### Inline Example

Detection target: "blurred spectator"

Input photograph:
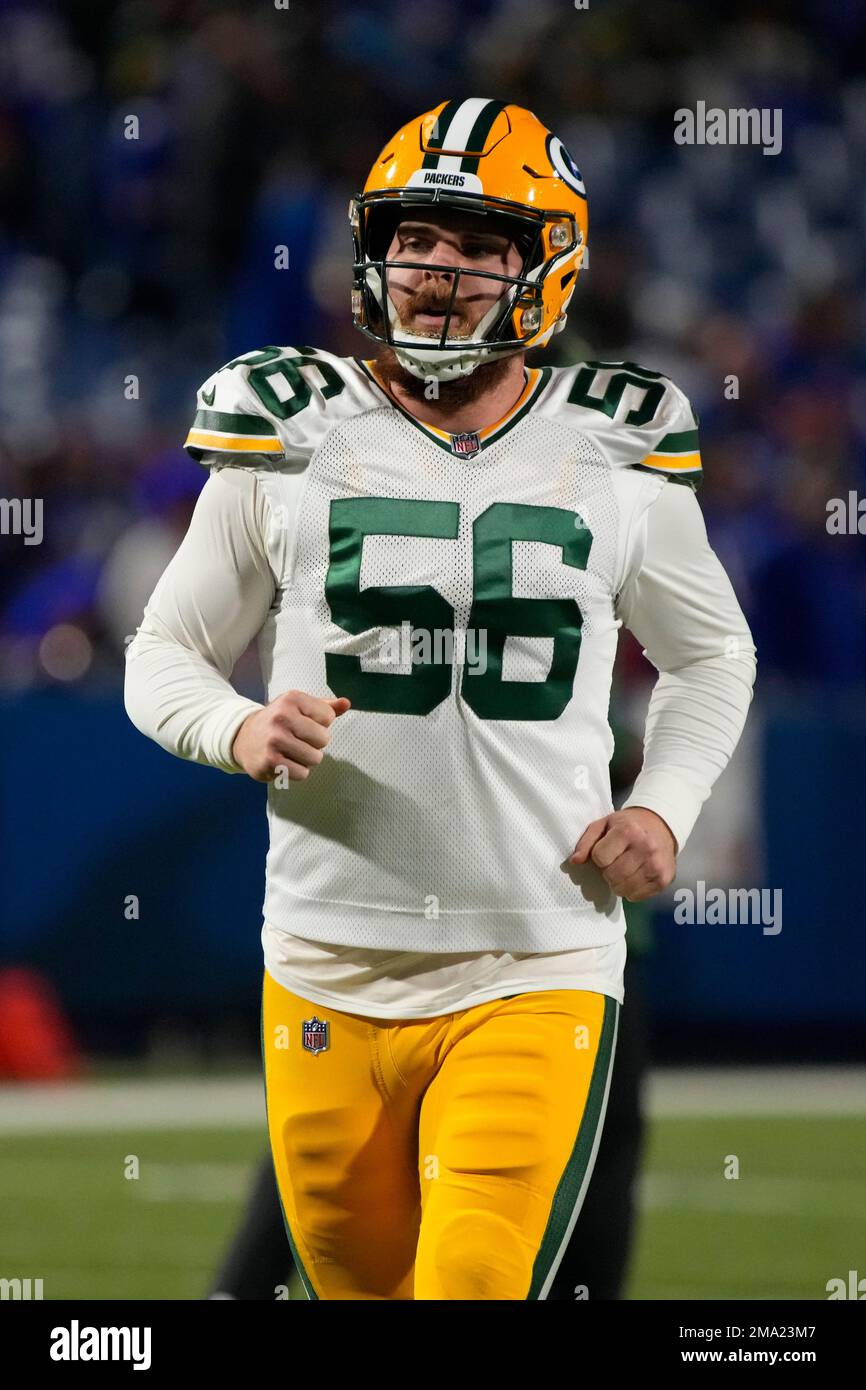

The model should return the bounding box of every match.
[0,0,863,696]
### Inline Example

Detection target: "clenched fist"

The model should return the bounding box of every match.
[569,807,677,902]
[232,690,351,784]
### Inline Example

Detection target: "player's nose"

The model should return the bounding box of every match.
[423,240,458,275]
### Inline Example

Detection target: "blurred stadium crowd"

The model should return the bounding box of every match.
[1,0,865,696]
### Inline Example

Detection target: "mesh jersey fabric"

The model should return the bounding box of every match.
[249,402,658,951]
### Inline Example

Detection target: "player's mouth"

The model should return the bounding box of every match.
[410,307,468,336]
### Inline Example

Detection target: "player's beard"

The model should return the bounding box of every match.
[375,345,516,407]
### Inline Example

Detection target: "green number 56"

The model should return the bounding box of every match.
[325,497,592,721]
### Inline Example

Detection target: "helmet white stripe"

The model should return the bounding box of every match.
[431,97,497,173]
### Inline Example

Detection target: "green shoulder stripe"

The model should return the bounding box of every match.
[654,427,699,455]
[191,409,278,436]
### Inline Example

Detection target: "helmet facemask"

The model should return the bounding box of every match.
[350,195,564,382]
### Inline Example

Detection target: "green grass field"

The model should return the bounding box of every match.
[630,1115,864,1300]
[1,1079,863,1300]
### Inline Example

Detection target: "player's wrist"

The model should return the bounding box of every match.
[621,804,679,855]
[228,705,266,773]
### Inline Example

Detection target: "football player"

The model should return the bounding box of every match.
[125,98,756,1300]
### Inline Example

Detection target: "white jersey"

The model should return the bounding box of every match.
[173,347,722,956]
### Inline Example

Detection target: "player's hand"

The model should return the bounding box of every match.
[569,807,677,902]
[232,691,351,784]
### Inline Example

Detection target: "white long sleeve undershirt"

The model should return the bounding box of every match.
[615,479,757,850]
[124,468,273,774]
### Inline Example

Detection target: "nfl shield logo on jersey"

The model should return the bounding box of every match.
[450,430,480,457]
[302,1015,330,1056]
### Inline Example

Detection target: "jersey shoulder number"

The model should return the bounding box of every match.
[183,345,371,465]
[550,358,702,489]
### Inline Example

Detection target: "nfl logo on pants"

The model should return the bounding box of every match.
[302,1016,329,1056]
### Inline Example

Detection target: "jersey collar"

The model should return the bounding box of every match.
[356,359,552,457]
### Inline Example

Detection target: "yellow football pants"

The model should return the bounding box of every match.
[261,968,619,1300]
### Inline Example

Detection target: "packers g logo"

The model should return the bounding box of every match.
[546,135,586,197]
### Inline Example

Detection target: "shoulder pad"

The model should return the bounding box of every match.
[545,359,702,490]
[184,346,377,465]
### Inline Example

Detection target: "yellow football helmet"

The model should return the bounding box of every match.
[350,98,589,380]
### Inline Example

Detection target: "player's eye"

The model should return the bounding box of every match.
[463,242,501,259]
